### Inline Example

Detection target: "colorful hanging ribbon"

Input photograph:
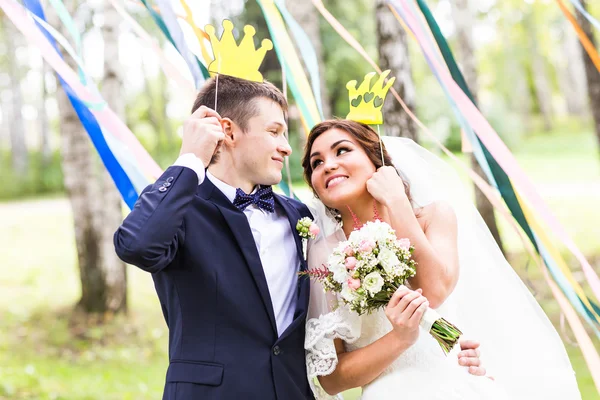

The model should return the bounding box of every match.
[257,0,322,132]
[568,0,600,33]
[14,0,141,208]
[139,0,208,85]
[557,0,600,74]
[178,0,213,66]
[390,0,600,308]
[3,0,163,207]
[405,0,600,327]
[109,0,196,100]
[273,0,325,120]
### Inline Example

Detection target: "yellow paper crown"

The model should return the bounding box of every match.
[346,70,395,125]
[205,20,273,82]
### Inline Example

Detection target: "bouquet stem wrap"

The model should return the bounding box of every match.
[420,308,462,354]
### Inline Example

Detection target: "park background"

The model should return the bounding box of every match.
[1,0,600,398]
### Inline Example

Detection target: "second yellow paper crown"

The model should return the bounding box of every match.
[346,70,395,125]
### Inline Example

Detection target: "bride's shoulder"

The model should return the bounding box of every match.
[415,201,457,229]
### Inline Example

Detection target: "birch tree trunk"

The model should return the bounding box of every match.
[375,0,418,141]
[286,0,331,118]
[451,0,505,254]
[576,0,600,159]
[525,16,553,131]
[2,17,28,176]
[95,1,127,313]
[54,1,126,315]
[556,23,587,116]
[39,62,51,166]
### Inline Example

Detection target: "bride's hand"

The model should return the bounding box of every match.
[385,286,428,347]
[366,166,409,207]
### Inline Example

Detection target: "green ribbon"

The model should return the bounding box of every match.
[415,0,600,321]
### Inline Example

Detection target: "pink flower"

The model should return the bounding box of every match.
[344,246,355,256]
[397,238,411,251]
[347,278,361,290]
[309,224,320,238]
[345,256,357,270]
[359,240,376,253]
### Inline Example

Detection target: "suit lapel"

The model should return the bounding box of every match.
[199,179,278,336]
[273,195,311,342]
[274,195,307,272]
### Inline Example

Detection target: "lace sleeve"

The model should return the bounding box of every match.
[305,234,362,399]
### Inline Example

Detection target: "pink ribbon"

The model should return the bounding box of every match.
[109,0,196,100]
[393,0,600,301]
[1,0,163,179]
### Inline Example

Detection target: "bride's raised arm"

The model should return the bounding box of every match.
[366,166,460,309]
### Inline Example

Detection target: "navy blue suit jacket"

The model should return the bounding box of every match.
[114,166,314,399]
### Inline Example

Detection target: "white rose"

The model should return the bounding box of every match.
[348,227,369,245]
[363,272,384,295]
[378,246,401,274]
[373,222,392,243]
[329,262,347,284]
[340,285,356,302]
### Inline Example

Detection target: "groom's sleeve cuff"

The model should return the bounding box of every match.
[173,153,205,185]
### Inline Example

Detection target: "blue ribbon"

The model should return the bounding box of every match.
[23,0,139,209]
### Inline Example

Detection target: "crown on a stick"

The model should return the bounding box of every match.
[346,70,395,125]
[205,20,273,82]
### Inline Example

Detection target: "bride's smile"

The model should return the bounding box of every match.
[308,128,376,210]
[325,175,348,189]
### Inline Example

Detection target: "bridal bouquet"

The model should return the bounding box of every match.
[307,219,462,354]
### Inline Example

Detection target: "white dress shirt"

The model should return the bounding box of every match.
[174,154,300,337]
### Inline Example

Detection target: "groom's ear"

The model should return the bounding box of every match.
[221,118,236,145]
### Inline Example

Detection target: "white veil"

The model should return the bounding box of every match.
[305,136,581,399]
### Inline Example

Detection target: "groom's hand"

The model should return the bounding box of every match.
[457,339,488,377]
[180,106,224,167]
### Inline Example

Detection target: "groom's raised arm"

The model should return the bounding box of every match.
[114,165,200,273]
[114,106,224,273]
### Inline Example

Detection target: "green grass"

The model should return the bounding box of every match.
[1,129,599,399]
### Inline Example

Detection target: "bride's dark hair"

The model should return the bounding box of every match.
[302,119,412,204]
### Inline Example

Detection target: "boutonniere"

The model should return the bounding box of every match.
[296,217,320,260]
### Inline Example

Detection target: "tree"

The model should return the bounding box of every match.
[375,0,417,141]
[53,1,126,316]
[451,0,505,254]
[1,13,29,176]
[576,0,600,159]
[96,0,128,313]
[39,62,51,166]
[556,21,587,116]
[286,0,331,118]
[524,12,554,131]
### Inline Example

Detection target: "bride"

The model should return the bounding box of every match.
[301,119,581,399]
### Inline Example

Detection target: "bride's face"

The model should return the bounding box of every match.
[308,128,376,210]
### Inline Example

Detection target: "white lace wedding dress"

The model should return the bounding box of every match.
[304,137,581,400]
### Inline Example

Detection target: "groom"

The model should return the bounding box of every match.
[114,75,486,399]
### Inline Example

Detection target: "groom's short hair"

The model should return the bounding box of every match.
[191,76,288,132]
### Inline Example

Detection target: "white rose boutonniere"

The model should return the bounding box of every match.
[296,217,320,260]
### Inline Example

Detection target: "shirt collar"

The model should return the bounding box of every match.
[206,171,237,203]
[207,171,264,205]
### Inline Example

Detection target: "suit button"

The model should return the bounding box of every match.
[166,177,174,183]
[159,186,167,192]
[163,182,171,187]
[273,346,281,356]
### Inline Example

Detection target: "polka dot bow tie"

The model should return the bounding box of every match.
[233,185,275,213]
